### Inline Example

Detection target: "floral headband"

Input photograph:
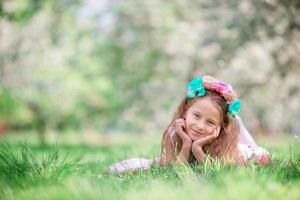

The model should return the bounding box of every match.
[186,75,241,117]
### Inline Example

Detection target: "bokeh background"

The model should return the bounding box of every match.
[1,0,299,144]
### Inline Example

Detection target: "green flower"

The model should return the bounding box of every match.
[228,99,241,117]
[186,77,206,99]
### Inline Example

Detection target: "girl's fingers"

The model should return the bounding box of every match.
[194,134,214,145]
[174,120,190,141]
[175,118,185,122]
[171,121,175,127]
[214,128,218,138]
[213,127,220,138]
[174,119,186,129]
[175,118,185,124]
[175,122,185,136]
[171,119,184,130]
[208,134,215,142]
[193,127,221,147]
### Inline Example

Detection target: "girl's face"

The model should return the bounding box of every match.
[184,97,222,141]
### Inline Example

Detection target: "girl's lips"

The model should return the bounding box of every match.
[191,128,204,135]
[188,129,205,140]
[188,130,206,141]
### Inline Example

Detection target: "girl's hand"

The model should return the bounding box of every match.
[192,126,220,150]
[173,118,192,145]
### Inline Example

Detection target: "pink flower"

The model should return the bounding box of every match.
[213,81,232,93]
[203,75,236,102]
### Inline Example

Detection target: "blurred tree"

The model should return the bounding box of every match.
[0,0,299,138]
[0,0,43,22]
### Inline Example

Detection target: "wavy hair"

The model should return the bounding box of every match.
[160,90,243,165]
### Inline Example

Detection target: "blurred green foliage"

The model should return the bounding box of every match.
[0,0,299,139]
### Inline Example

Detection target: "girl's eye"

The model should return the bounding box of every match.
[194,113,200,118]
[207,121,215,126]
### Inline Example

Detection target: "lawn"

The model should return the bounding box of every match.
[0,132,299,200]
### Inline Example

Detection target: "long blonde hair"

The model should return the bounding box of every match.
[160,90,243,165]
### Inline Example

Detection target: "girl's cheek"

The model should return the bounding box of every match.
[207,127,214,135]
[186,118,193,127]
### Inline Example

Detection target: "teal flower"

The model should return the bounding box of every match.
[187,89,196,98]
[228,98,241,117]
[186,77,205,98]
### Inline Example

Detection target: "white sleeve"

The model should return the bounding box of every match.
[236,116,257,147]
[107,158,153,175]
[238,143,270,164]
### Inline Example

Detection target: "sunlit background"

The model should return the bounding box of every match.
[0,0,299,144]
[1,1,300,200]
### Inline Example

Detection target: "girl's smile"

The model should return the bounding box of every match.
[189,128,206,140]
[185,97,221,141]
[190,128,204,136]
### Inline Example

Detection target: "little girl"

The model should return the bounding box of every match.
[107,75,270,175]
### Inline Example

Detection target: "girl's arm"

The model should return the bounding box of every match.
[162,119,192,166]
[191,146,206,163]
[191,127,220,163]
[162,129,192,165]
[175,142,192,165]
[173,119,192,164]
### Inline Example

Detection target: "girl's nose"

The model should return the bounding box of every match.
[195,123,205,132]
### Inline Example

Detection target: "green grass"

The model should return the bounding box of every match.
[0,133,299,200]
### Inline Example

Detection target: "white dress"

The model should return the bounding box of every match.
[107,117,269,175]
